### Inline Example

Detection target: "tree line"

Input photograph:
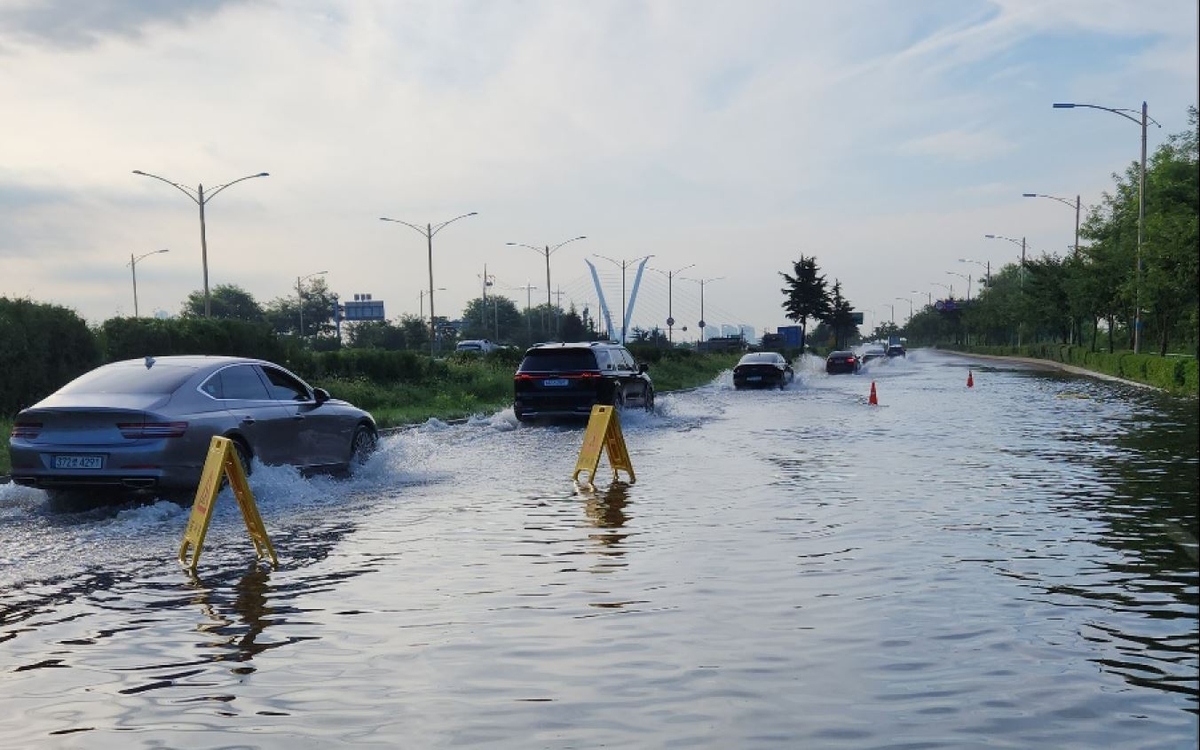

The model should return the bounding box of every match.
[904,106,1198,357]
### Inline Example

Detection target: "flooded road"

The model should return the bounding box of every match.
[2,350,1197,749]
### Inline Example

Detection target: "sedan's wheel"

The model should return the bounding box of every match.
[643,386,655,412]
[350,424,378,466]
[232,440,253,476]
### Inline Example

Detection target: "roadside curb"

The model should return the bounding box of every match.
[947,351,1160,391]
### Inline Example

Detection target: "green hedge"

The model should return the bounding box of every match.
[0,298,102,414]
[956,343,1198,395]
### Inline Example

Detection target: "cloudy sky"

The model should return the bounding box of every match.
[2,0,1196,340]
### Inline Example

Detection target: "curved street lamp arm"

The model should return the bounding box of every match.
[380,216,429,237]
[547,235,587,256]
[506,242,545,256]
[205,172,270,203]
[651,263,696,277]
[593,253,623,269]
[130,248,170,266]
[1022,193,1077,210]
[984,233,1022,247]
[1053,102,1162,129]
[132,170,199,204]
[429,211,478,238]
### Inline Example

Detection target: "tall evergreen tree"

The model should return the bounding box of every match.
[779,255,831,351]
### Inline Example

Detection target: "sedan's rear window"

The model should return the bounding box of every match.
[518,349,599,372]
[58,363,197,395]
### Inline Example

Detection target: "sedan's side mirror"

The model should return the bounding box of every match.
[313,387,331,404]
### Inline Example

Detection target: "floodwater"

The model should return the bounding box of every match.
[1,350,1197,749]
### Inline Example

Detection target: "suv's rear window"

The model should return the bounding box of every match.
[518,349,599,372]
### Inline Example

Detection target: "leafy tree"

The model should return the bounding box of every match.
[460,295,523,343]
[180,283,266,322]
[263,276,337,338]
[347,320,408,350]
[780,255,831,352]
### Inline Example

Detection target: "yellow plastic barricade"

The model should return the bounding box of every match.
[179,436,278,573]
[572,405,635,487]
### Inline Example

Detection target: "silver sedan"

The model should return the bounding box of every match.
[8,355,377,500]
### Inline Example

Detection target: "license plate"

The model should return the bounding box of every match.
[747,375,762,381]
[55,455,104,470]
[542,378,569,387]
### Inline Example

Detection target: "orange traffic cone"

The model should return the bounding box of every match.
[869,381,878,405]
[967,370,974,388]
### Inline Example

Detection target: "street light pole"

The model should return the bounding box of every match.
[132,169,268,318]
[506,236,586,339]
[652,264,695,344]
[419,287,447,320]
[1053,101,1160,353]
[958,259,990,289]
[895,296,913,321]
[685,276,723,343]
[1022,192,1082,255]
[912,289,932,307]
[883,302,895,324]
[297,270,328,339]
[381,212,477,357]
[128,248,169,318]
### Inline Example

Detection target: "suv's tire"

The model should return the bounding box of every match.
[643,386,655,412]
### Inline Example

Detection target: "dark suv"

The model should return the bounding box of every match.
[513,342,654,423]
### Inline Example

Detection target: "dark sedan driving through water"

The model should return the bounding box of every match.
[733,352,795,389]
[7,355,377,501]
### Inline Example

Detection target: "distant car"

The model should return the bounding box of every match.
[513,342,653,423]
[825,350,860,375]
[860,346,887,365]
[456,339,499,353]
[7,355,378,501]
[886,345,906,358]
[733,352,794,389]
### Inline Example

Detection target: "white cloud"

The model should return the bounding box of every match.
[0,0,1196,334]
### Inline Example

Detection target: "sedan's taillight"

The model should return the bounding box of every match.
[11,422,42,439]
[117,421,189,439]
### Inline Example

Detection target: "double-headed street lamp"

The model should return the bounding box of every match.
[1053,101,1161,353]
[984,234,1026,286]
[297,270,328,339]
[132,169,269,318]
[506,235,586,338]
[380,212,477,357]
[595,254,655,344]
[1022,192,1081,255]
[128,248,169,318]
[652,263,695,343]
[685,275,723,343]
